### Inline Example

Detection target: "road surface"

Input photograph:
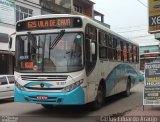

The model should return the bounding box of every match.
[0,82,143,122]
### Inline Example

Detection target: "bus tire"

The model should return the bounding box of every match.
[41,104,54,109]
[124,78,131,97]
[89,82,105,110]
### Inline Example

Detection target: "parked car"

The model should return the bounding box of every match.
[0,75,15,100]
[139,70,144,82]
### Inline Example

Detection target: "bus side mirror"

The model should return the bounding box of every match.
[90,42,95,55]
[86,38,95,62]
[88,39,95,62]
[9,37,12,49]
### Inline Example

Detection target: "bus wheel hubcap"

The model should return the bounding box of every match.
[97,87,103,104]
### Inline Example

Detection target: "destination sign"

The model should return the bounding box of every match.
[16,17,82,31]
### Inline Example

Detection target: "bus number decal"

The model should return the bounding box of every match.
[24,62,33,69]
[56,82,66,86]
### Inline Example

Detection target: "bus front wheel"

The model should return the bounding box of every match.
[89,83,105,110]
[124,79,131,97]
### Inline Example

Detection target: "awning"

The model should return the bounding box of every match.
[0,33,9,43]
[0,50,10,54]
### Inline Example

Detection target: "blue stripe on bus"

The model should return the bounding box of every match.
[105,64,138,96]
[14,86,85,105]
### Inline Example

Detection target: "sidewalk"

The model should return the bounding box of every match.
[107,106,160,122]
[124,105,160,116]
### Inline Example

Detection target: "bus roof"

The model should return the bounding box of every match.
[17,14,139,46]
[140,42,159,47]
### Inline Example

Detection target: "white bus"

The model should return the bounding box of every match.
[12,14,139,110]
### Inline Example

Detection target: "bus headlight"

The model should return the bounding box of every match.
[15,81,25,91]
[62,79,83,92]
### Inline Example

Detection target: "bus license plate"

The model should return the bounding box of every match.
[37,96,48,101]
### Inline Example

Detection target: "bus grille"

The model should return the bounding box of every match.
[20,75,68,81]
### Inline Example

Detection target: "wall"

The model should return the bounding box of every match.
[0,0,41,74]
[55,0,71,9]
[26,0,40,5]
[72,0,94,18]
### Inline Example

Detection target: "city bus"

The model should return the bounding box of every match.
[11,14,139,110]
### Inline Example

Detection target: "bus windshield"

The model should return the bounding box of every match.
[15,32,83,73]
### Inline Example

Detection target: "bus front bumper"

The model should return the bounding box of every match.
[14,86,85,105]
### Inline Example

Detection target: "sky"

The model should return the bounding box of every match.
[92,0,159,46]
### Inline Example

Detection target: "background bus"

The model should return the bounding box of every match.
[139,42,160,81]
[139,52,160,81]
[12,14,139,110]
[140,52,160,71]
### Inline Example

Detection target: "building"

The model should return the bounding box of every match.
[40,0,105,23]
[139,42,160,70]
[0,0,108,74]
[0,0,41,74]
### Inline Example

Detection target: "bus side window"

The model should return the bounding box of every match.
[99,31,107,59]
[117,40,121,61]
[126,43,129,62]
[113,37,117,60]
[124,43,128,62]
[128,44,132,62]
[105,33,109,59]
[136,47,139,63]
[131,45,134,62]
[108,35,113,60]
[120,41,124,61]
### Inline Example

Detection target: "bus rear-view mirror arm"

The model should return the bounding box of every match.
[9,37,12,49]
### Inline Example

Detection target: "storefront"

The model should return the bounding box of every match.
[0,33,14,74]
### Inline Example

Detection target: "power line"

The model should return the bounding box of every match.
[130,35,153,39]
[117,28,147,33]
[112,25,147,30]
[137,0,147,8]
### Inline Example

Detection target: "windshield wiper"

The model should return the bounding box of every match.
[28,32,39,49]
[50,30,65,49]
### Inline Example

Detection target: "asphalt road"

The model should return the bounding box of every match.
[0,82,144,122]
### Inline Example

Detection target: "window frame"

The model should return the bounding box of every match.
[0,76,8,85]
[7,76,15,84]
[16,5,33,22]
[98,29,139,63]
[85,24,97,76]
